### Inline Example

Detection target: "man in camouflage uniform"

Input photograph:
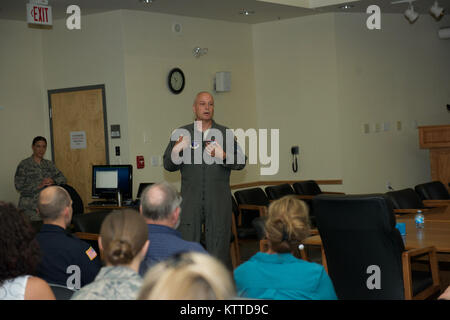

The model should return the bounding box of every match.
[163,92,246,268]
[14,136,66,222]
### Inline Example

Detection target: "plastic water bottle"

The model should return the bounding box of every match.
[415,210,424,229]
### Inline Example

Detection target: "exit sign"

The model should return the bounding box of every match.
[26,3,52,26]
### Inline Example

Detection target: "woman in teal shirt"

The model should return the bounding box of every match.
[234,196,337,300]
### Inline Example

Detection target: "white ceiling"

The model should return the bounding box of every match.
[0,0,447,24]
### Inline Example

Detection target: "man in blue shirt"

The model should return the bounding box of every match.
[35,186,101,288]
[139,181,207,276]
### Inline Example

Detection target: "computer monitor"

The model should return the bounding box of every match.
[92,165,133,200]
[136,182,154,199]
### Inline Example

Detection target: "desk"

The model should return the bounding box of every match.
[85,205,138,212]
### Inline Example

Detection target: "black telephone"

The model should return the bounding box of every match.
[291,146,299,173]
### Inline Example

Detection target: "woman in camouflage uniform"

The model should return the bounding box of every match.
[14,136,66,222]
[71,209,149,300]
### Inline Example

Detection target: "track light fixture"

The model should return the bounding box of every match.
[430,1,444,19]
[404,2,419,23]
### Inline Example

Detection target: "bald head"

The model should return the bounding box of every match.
[38,186,72,221]
[193,92,214,122]
[140,182,182,221]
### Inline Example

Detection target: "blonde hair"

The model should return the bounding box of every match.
[100,209,148,266]
[265,195,310,258]
[137,252,235,300]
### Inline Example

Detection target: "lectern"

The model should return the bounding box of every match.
[418,125,450,192]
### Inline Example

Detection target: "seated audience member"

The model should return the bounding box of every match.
[0,202,55,300]
[439,286,450,300]
[71,209,149,300]
[35,186,101,288]
[139,181,207,275]
[14,136,66,229]
[233,196,337,300]
[137,252,235,300]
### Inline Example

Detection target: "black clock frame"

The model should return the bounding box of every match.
[168,68,185,94]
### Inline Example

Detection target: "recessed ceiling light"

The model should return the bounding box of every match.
[239,9,255,16]
[339,4,354,10]
[140,0,154,5]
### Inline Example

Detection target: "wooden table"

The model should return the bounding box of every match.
[395,205,450,223]
[304,211,450,254]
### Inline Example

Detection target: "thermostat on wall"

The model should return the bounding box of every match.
[111,124,121,139]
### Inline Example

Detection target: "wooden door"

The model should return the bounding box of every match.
[48,85,109,208]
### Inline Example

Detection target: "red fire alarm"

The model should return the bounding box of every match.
[136,156,145,169]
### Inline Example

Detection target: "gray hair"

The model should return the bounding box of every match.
[141,182,182,220]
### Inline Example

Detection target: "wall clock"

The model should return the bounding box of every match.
[168,68,185,94]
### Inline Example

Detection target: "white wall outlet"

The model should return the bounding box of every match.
[374,123,381,133]
[383,121,390,132]
[143,131,149,143]
[151,155,159,166]
[362,123,370,134]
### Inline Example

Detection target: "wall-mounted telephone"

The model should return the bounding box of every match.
[291,146,299,173]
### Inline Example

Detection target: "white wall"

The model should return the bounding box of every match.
[252,14,343,190]
[252,12,450,193]
[0,19,46,203]
[334,13,450,193]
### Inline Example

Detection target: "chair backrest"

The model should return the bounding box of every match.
[49,283,76,300]
[264,184,295,200]
[385,188,424,209]
[231,195,239,218]
[292,180,322,195]
[234,187,270,207]
[313,194,405,300]
[415,181,450,200]
[234,188,269,228]
[59,184,84,215]
[72,210,111,233]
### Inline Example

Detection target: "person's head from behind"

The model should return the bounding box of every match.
[140,181,182,229]
[99,209,149,268]
[31,136,47,159]
[265,195,310,259]
[137,252,235,300]
[0,202,41,285]
[37,186,72,228]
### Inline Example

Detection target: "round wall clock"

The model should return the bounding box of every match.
[168,68,185,94]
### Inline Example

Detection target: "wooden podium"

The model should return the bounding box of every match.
[418,124,450,192]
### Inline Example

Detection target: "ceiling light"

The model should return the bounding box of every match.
[430,1,444,18]
[339,4,354,10]
[239,9,255,16]
[404,2,419,23]
[140,0,154,5]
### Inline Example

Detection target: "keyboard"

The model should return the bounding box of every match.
[88,200,118,206]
